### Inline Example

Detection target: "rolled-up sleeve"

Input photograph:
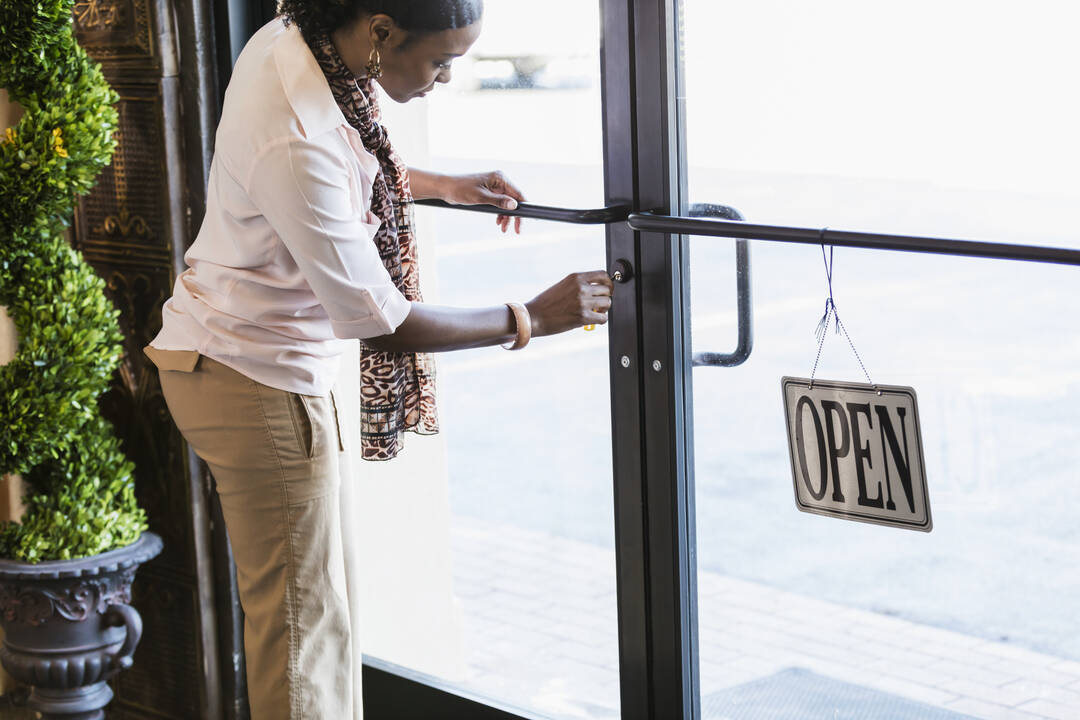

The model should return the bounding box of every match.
[245,137,412,339]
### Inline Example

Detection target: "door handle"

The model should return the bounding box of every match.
[687,203,753,368]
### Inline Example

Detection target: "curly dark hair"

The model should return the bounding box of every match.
[278,0,484,43]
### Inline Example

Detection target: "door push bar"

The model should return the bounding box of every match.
[416,198,1080,368]
[626,213,1080,268]
[415,198,631,225]
[417,198,1080,266]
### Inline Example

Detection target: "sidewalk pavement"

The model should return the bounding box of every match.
[450,515,1080,720]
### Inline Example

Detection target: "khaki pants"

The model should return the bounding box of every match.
[145,347,357,719]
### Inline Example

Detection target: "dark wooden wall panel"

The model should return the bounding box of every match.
[115,572,203,715]
[71,0,225,717]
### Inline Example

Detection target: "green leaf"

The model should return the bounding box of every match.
[0,0,142,563]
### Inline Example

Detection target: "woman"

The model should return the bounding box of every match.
[144,0,612,716]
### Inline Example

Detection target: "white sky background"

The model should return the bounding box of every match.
[681,0,1080,197]
[449,0,1080,199]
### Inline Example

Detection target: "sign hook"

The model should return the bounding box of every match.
[808,232,880,395]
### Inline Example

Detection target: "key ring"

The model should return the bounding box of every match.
[585,268,620,332]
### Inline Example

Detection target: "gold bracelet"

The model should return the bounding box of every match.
[502,302,531,351]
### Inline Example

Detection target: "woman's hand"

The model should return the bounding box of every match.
[358,270,614,354]
[443,171,526,235]
[526,271,614,337]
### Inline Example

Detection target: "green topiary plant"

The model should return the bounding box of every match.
[0,0,148,562]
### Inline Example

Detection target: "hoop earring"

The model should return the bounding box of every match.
[366,47,382,80]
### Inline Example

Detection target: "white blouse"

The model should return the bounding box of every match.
[150,18,412,396]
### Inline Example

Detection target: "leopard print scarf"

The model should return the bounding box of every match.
[308,33,439,460]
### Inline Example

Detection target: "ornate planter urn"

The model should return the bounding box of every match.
[0,532,162,719]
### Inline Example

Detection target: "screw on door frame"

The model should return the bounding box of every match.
[620,355,631,368]
[652,360,662,372]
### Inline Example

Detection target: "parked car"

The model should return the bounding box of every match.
[454,0,600,90]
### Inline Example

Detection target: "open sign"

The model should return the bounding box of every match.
[782,378,932,532]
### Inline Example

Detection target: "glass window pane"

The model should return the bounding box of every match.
[682,0,1080,243]
[351,2,621,718]
[681,2,1080,718]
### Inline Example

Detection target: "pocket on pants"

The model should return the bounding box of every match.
[143,346,200,373]
[287,393,316,459]
[329,390,345,452]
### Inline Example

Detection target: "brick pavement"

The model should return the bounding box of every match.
[450,515,1080,720]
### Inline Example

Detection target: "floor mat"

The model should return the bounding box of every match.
[702,667,975,720]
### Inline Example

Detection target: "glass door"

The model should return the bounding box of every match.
[226,3,626,718]
[678,1,1080,719]
[223,1,1080,718]
[349,2,623,718]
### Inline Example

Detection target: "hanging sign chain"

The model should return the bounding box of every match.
[808,234,878,393]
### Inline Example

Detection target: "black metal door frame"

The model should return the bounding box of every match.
[358,0,702,716]
[602,1,700,719]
